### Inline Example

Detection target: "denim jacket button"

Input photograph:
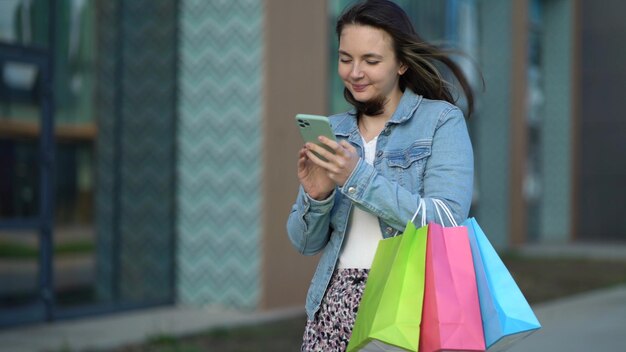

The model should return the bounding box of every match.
[347,186,356,194]
[385,226,393,235]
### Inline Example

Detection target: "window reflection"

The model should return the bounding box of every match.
[0,0,96,224]
[0,0,97,312]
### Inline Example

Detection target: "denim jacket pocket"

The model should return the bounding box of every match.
[384,140,432,187]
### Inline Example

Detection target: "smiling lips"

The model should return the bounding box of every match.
[351,83,369,92]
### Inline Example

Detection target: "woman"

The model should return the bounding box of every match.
[286,0,475,350]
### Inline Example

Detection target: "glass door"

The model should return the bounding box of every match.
[0,42,54,327]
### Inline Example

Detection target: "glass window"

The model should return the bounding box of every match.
[1,0,96,224]
[1,0,98,318]
[0,0,51,48]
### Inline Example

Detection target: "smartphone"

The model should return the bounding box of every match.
[295,114,337,161]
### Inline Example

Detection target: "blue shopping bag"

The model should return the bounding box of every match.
[463,217,541,351]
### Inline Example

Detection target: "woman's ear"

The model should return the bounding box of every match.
[398,63,408,75]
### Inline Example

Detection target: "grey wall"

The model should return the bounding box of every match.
[578,0,626,241]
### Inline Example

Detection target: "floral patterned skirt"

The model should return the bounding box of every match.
[301,268,369,352]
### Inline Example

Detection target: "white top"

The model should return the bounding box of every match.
[337,135,383,269]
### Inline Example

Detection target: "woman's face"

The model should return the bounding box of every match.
[338,24,406,105]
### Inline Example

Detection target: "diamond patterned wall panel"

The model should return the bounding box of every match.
[539,1,573,242]
[117,0,177,302]
[177,0,264,308]
[94,0,119,302]
[95,0,176,303]
[474,0,512,249]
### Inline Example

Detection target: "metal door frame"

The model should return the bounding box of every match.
[0,42,55,327]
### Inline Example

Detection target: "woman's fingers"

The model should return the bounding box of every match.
[339,140,356,153]
[318,136,346,156]
[304,145,333,168]
[304,137,360,187]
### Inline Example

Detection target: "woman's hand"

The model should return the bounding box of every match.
[297,146,336,201]
[304,136,360,187]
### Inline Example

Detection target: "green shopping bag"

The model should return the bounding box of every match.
[347,200,428,352]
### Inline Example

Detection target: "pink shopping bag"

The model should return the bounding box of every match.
[420,220,485,352]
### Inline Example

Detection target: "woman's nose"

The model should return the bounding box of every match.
[350,63,364,79]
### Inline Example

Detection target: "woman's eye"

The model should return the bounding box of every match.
[339,58,352,63]
[366,61,380,65]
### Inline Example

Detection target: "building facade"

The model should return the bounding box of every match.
[0,0,624,327]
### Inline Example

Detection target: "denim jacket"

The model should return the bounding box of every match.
[286,89,474,320]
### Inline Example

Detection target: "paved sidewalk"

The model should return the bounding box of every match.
[1,285,625,351]
[508,284,626,352]
[0,305,304,352]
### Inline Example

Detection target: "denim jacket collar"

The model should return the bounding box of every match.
[332,89,423,138]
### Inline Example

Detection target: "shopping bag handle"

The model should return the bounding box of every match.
[410,198,426,227]
[432,198,459,227]
[392,199,426,237]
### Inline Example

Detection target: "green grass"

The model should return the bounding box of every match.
[0,240,94,259]
[111,317,308,352]
[56,241,95,255]
[0,241,36,258]
[141,333,204,352]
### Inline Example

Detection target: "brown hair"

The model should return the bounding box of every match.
[336,0,476,118]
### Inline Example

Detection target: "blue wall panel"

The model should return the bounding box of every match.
[177,0,264,308]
